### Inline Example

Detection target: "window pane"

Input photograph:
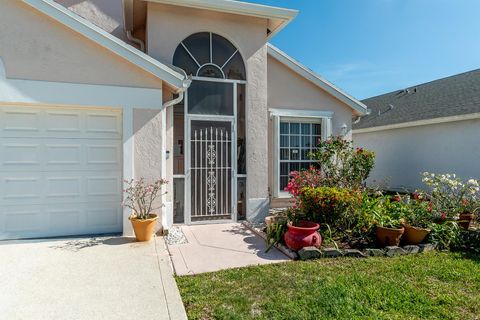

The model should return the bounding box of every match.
[237,84,246,174]
[197,64,224,78]
[212,34,237,67]
[301,123,311,134]
[290,162,300,172]
[237,177,247,220]
[223,51,246,80]
[280,162,289,175]
[290,136,299,148]
[280,176,289,191]
[290,149,300,160]
[280,148,289,160]
[301,136,311,148]
[188,81,233,115]
[280,122,289,134]
[301,149,311,160]
[312,136,321,147]
[173,178,185,223]
[183,32,210,65]
[173,45,199,76]
[313,123,322,135]
[290,123,300,134]
[280,135,289,148]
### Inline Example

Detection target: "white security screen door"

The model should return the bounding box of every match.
[186,119,234,222]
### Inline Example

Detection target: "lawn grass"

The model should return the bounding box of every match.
[176,252,480,320]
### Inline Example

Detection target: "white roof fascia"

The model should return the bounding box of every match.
[267,44,368,115]
[23,0,186,90]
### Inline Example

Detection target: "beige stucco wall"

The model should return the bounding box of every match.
[353,119,480,191]
[147,3,270,220]
[267,55,355,196]
[0,1,161,89]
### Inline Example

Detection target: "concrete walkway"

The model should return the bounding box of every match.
[167,223,290,276]
[0,236,187,320]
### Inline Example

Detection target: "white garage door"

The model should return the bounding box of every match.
[0,106,123,240]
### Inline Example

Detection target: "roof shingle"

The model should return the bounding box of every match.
[354,69,480,130]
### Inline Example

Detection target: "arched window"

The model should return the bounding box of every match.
[173,32,246,80]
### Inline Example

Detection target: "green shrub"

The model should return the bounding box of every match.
[298,186,361,227]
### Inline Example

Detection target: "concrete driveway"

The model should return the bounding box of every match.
[0,236,187,320]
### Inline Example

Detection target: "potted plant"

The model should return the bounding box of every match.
[373,197,406,247]
[284,220,322,251]
[458,199,478,230]
[122,178,168,242]
[401,194,432,245]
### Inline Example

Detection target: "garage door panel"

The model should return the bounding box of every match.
[0,171,121,206]
[0,106,123,240]
[0,138,122,172]
[0,202,122,240]
[0,106,121,139]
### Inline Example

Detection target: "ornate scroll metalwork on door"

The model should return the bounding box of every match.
[190,122,232,220]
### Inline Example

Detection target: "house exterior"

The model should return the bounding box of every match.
[354,69,480,191]
[0,0,367,240]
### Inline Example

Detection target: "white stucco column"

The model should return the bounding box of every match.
[245,45,269,222]
[122,106,134,236]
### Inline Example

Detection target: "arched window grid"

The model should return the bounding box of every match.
[174,32,245,81]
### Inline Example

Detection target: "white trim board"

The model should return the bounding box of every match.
[353,112,480,134]
[144,0,298,40]
[22,0,187,90]
[269,108,334,119]
[267,44,368,115]
[0,77,163,109]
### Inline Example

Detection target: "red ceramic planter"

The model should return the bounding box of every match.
[284,221,322,251]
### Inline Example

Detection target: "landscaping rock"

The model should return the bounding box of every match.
[343,249,366,258]
[322,248,343,258]
[385,246,407,257]
[364,248,385,257]
[298,246,322,260]
[403,245,420,254]
[418,243,436,253]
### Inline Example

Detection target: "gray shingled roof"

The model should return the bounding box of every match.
[353,69,480,130]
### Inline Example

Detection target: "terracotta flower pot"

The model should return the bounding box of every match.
[376,226,404,247]
[129,214,158,242]
[458,213,475,230]
[402,225,430,245]
[284,221,322,251]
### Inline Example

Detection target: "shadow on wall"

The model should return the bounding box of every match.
[54,0,126,40]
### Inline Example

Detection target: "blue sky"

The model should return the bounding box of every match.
[245,0,480,99]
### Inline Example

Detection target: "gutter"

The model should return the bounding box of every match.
[160,75,191,228]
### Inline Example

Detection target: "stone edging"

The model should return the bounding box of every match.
[298,243,437,261]
[242,221,437,261]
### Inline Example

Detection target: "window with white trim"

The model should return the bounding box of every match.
[271,110,333,197]
[278,119,322,192]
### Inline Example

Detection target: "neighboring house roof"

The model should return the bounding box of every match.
[23,0,187,90]
[143,0,298,40]
[354,69,480,131]
[267,44,368,115]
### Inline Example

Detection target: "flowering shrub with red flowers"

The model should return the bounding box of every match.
[309,136,375,190]
[284,167,323,200]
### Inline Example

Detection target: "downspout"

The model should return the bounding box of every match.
[160,75,192,229]
[123,0,145,52]
[126,31,145,52]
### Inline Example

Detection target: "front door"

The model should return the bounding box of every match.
[185,118,235,223]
